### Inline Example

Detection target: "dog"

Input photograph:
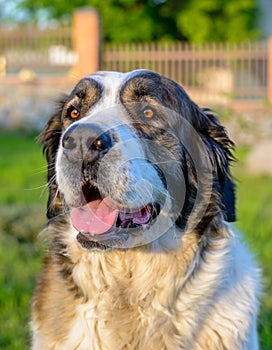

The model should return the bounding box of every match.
[31,70,260,349]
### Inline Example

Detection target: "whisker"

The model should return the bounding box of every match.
[147,183,172,201]
[37,174,57,199]
[24,184,48,192]
[31,164,55,175]
[24,176,57,194]
[48,174,57,186]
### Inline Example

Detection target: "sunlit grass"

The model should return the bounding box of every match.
[233,147,272,350]
[0,130,47,204]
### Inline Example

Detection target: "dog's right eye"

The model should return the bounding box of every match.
[67,106,80,120]
[143,108,154,119]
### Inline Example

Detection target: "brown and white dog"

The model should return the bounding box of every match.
[31,70,260,349]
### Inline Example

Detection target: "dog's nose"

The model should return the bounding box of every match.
[62,123,112,163]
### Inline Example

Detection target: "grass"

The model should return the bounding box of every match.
[233,148,272,350]
[0,130,47,204]
[0,235,42,349]
[0,130,47,349]
[0,130,271,349]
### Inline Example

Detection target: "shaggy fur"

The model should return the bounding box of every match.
[31,70,260,350]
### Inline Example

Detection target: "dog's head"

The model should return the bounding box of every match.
[39,70,235,250]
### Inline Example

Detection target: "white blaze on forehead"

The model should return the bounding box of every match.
[83,69,155,119]
[86,69,151,112]
[86,71,126,111]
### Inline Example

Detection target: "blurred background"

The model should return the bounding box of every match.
[0,1,271,349]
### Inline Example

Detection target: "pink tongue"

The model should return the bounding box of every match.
[71,197,118,235]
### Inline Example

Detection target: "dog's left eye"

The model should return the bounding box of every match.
[67,106,80,119]
[143,108,155,119]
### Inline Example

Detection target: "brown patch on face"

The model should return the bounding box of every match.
[62,77,103,129]
[120,71,192,115]
[120,73,166,138]
[119,71,186,161]
[119,71,195,144]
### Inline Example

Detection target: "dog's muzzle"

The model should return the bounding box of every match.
[58,119,174,249]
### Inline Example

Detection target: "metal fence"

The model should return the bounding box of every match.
[0,25,270,103]
[0,27,75,75]
[102,41,269,103]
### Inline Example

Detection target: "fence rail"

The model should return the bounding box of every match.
[0,23,270,104]
[0,27,75,75]
[102,41,268,103]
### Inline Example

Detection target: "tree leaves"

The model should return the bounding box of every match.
[15,0,260,43]
[177,0,259,43]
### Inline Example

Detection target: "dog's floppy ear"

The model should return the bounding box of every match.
[37,96,66,220]
[199,108,236,222]
[222,176,236,222]
[155,75,236,225]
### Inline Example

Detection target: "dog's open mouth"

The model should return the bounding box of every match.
[70,183,160,247]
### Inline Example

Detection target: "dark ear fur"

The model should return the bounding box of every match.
[176,101,236,230]
[222,176,236,222]
[153,75,236,226]
[199,108,236,222]
[37,96,67,220]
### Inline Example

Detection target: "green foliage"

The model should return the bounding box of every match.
[0,131,271,348]
[177,0,259,43]
[14,0,260,43]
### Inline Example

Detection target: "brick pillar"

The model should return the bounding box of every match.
[72,8,101,79]
[0,55,7,77]
[268,37,272,104]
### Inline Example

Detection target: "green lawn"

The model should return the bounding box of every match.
[0,130,47,350]
[0,130,271,349]
[233,148,272,350]
[0,130,47,204]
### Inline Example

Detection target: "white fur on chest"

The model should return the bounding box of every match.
[60,302,105,350]
[32,226,260,350]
